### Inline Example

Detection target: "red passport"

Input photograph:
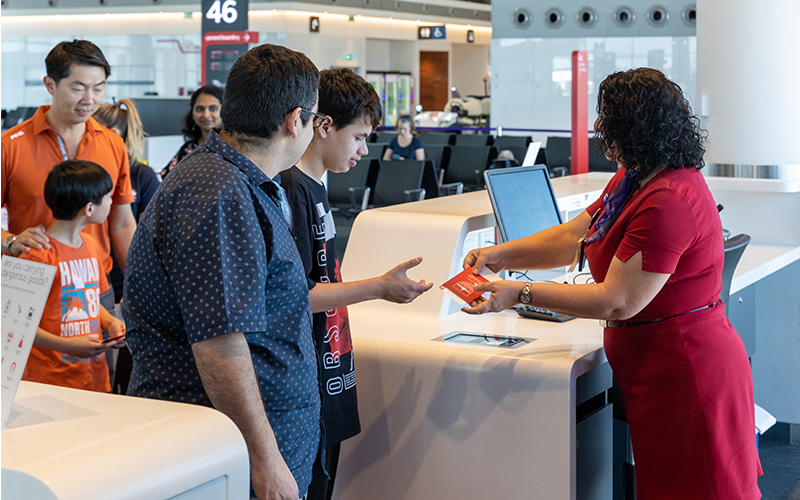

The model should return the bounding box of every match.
[440,267,489,305]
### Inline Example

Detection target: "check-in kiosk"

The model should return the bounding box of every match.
[334,172,800,500]
[2,382,249,500]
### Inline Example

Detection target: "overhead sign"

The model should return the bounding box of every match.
[310,16,320,32]
[467,29,475,43]
[418,25,447,40]
[201,0,250,87]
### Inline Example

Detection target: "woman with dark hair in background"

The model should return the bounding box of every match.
[382,114,424,161]
[462,68,761,499]
[160,85,224,178]
[94,97,160,395]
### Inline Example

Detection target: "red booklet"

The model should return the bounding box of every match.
[440,267,490,305]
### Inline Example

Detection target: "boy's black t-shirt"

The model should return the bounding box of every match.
[280,166,360,445]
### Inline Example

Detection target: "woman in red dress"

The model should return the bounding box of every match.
[463,68,761,499]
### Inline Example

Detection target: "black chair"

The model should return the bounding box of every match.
[443,145,497,192]
[327,158,378,213]
[547,136,619,175]
[721,233,751,316]
[363,143,385,159]
[494,135,531,150]
[424,145,451,183]
[545,136,571,172]
[3,107,26,130]
[372,160,429,207]
[371,141,390,158]
[453,134,492,147]
[377,131,399,144]
[419,132,454,145]
[493,146,527,166]
[589,139,619,172]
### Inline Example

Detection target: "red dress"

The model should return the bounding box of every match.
[584,168,762,499]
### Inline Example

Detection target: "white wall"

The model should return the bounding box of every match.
[1,10,490,110]
[451,43,490,98]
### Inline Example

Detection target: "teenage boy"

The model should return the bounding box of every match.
[1,40,136,314]
[280,67,434,500]
[124,44,322,500]
[19,160,127,393]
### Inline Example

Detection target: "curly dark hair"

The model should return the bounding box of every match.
[593,68,707,178]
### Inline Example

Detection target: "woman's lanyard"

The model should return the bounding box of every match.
[55,135,71,161]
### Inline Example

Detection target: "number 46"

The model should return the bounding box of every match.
[206,0,238,24]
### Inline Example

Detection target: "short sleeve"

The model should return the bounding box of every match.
[616,188,698,274]
[112,145,135,205]
[285,183,318,291]
[413,137,423,150]
[165,198,269,343]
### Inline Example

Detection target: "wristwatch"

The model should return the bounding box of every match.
[519,282,533,304]
[2,235,17,254]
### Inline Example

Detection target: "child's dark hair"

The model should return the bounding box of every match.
[44,160,114,220]
[319,67,382,129]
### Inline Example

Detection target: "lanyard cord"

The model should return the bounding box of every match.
[55,134,70,161]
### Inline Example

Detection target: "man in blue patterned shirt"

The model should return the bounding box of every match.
[123,44,323,500]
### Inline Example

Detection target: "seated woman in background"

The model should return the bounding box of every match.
[382,114,424,161]
[160,85,224,178]
[94,97,160,395]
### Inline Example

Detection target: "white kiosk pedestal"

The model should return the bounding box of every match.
[2,381,250,500]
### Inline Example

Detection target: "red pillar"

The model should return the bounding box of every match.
[571,50,589,175]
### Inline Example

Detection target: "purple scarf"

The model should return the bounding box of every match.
[585,168,639,245]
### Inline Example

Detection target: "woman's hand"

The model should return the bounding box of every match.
[461,280,525,315]
[463,246,506,274]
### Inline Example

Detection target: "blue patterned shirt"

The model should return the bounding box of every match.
[123,131,320,495]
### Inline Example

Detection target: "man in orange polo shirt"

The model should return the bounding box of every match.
[2,40,136,311]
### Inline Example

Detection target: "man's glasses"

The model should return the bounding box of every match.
[300,108,328,129]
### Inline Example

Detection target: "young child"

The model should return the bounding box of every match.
[19,159,126,392]
[279,67,433,500]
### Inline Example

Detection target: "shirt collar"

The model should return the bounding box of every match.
[31,104,102,137]
[204,130,273,187]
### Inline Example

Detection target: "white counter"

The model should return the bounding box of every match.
[335,173,800,499]
[2,381,249,500]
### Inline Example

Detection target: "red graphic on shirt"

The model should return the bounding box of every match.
[325,257,352,356]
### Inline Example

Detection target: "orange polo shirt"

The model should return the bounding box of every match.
[1,105,134,274]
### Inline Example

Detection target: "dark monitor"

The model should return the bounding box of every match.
[130,97,191,137]
[484,164,563,243]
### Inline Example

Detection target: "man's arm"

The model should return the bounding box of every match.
[107,203,137,272]
[192,333,299,500]
[308,257,433,313]
[1,226,51,255]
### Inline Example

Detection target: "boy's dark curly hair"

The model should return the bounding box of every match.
[593,68,707,178]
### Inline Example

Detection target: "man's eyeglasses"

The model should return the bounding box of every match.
[300,108,328,129]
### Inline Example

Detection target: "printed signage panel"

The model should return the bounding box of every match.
[201,0,250,87]
[1,257,56,427]
[418,25,447,40]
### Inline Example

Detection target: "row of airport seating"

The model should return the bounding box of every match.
[364,133,618,184]
[1,107,38,131]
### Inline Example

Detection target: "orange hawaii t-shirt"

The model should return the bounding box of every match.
[19,234,111,392]
[1,105,134,275]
